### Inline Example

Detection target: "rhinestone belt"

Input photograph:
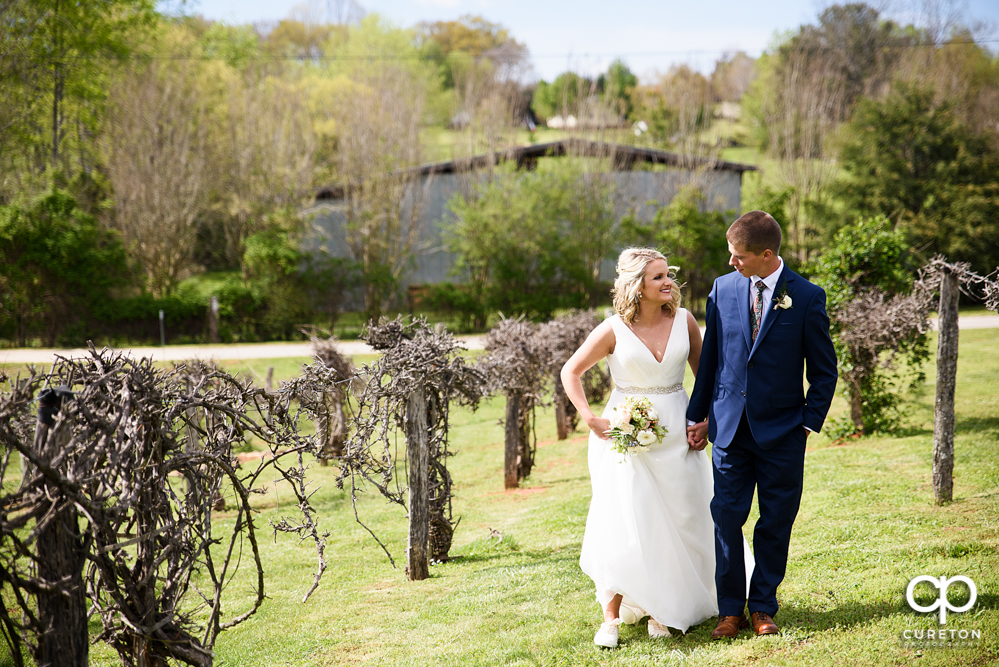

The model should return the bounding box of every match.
[615,382,684,395]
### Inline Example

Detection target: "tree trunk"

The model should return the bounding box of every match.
[504,392,520,489]
[517,402,533,481]
[553,376,569,440]
[933,269,959,505]
[405,384,430,580]
[318,389,345,465]
[265,366,274,392]
[849,383,864,434]
[33,418,88,667]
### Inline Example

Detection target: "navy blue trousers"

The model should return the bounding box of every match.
[711,412,807,617]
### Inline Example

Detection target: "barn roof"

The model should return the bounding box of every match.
[315,138,756,201]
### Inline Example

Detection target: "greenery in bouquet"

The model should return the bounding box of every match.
[607,396,667,455]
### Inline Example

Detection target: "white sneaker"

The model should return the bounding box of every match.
[594,619,621,648]
[648,618,672,638]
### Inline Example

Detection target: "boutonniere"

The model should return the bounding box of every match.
[772,280,793,311]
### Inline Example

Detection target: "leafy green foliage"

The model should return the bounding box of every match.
[0,190,129,346]
[810,217,928,435]
[836,82,999,274]
[598,59,638,119]
[532,72,590,121]
[444,159,617,321]
[622,184,732,314]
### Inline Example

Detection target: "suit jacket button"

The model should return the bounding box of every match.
[748,362,754,369]
[741,391,746,397]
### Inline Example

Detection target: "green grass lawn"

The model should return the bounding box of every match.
[6,329,999,666]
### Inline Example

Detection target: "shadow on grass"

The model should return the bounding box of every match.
[955,415,999,435]
[661,592,999,655]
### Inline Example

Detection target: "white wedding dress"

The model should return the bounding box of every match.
[579,309,753,633]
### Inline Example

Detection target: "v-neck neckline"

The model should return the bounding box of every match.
[621,312,678,365]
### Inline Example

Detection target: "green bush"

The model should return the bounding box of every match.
[443,158,618,321]
[0,190,128,347]
[809,217,928,435]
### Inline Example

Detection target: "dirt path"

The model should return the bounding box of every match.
[0,335,486,365]
[3,315,995,365]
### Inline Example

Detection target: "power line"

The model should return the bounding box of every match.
[17,37,999,64]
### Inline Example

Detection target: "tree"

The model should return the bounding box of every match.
[0,190,128,346]
[104,48,209,297]
[836,82,999,274]
[532,72,592,123]
[417,16,529,158]
[444,159,619,320]
[322,15,439,322]
[710,51,756,102]
[622,184,731,315]
[633,65,713,160]
[0,0,156,199]
[810,217,929,434]
[742,3,913,261]
[598,59,638,119]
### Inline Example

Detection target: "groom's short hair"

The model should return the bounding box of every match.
[727,211,782,256]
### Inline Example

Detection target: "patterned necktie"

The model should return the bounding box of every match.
[751,280,766,344]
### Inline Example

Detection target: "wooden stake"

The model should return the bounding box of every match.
[553,376,569,441]
[504,392,521,489]
[406,384,430,580]
[933,268,959,504]
[34,413,89,667]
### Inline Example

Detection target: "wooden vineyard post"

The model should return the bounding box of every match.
[33,388,89,667]
[933,268,959,504]
[405,384,430,580]
[504,392,521,489]
[553,375,569,441]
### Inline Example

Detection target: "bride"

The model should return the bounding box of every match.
[561,247,749,648]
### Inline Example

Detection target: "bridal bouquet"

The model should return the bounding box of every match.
[607,396,667,455]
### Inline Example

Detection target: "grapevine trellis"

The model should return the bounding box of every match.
[913,257,999,504]
[335,318,485,579]
[0,345,329,667]
[537,310,611,440]
[478,316,551,489]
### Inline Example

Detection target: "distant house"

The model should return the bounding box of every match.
[305,138,755,290]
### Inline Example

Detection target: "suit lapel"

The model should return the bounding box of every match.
[739,273,752,351]
[750,269,796,358]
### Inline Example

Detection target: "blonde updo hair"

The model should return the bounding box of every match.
[612,247,682,323]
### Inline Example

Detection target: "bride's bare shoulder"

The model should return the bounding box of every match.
[685,309,701,339]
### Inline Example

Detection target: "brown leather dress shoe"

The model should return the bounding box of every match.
[710,614,749,639]
[750,611,779,636]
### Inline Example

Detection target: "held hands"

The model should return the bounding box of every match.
[586,415,612,440]
[686,421,708,451]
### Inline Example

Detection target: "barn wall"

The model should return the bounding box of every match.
[302,167,744,288]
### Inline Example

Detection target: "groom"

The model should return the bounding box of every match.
[685,211,837,639]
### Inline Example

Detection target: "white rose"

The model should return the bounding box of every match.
[646,407,658,423]
[609,412,626,429]
[780,294,793,309]
[619,423,634,435]
[636,430,658,446]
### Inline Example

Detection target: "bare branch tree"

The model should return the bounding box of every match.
[0,345,330,666]
[536,310,610,439]
[104,60,209,297]
[478,316,553,488]
[333,318,485,575]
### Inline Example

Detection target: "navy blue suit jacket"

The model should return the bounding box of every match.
[686,267,838,450]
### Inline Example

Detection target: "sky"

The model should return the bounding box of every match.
[178,0,999,82]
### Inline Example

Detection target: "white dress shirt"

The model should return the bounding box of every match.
[748,257,785,329]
